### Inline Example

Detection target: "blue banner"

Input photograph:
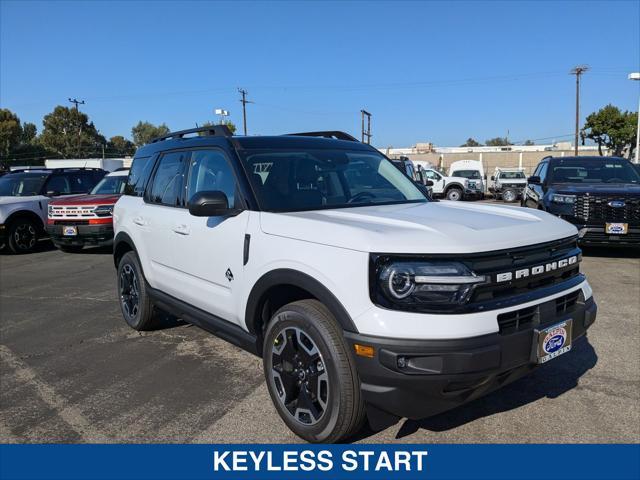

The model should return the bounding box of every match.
[1,444,638,480]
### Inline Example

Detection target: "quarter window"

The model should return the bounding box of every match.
[148,152,188,206]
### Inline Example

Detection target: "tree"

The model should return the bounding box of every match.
[199,120,237,135]
[523,139,535,146]
[40,106,106,158]
[107,135,136,156]
[21,122,37,144]
[0,109,22,157]
[131,121,170,146]
[485,137,511,146]
[460,138,481,147]
[581,104,638,157]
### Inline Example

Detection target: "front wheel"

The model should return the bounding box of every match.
[263,300,365,443]
[7,218,39,254]
[502,189,518,203]
[445,187,463,201]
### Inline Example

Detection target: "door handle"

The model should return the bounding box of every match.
[133,216,146,226]
[173,224,190,235]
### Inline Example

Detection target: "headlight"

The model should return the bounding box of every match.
[47,205,53,215]
[94,205,114,217]
[551,194,576,204]
[377,261,486,309]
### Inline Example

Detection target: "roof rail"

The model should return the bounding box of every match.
[285,131,359,142]
[151,125,233,143]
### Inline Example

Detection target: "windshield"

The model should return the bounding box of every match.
[0,172,49,197]
[452,169,481,179]
[548,158,640,184]
[91,175,127,194]
[240,149,427,212]
[499,171,526,179]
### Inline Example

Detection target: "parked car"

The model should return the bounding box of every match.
[448,159,486,197]
[0,168,106,253]
[421,167,482,200]
[47,169,129,252]
[489,168,527,202]
[114,126,596,443]
[523,156,640,247]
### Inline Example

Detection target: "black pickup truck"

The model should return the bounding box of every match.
[523,156,640,247]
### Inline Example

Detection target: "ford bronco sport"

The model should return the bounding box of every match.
[113,127,597,443]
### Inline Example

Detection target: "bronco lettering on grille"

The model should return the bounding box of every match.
[495,255,578,283]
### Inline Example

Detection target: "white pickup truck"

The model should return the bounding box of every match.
[420,168,483,201]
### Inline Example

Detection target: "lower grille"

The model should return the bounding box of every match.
[497,306,536,335]
[556,290,579,314]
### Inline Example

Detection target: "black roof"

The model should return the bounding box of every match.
[545,156,628,162]
[136,128,375,157]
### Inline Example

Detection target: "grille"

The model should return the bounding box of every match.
[497,306,536,334]
[556,290,579,314]
[574,194,640,224]
[49,205,99,219]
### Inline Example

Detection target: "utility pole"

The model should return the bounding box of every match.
[238,88,253,135]
[570,66,589,156]
[361,109,372,144]
[68,98,85,111]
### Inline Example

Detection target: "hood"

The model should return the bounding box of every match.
[260,201,578,254]
[0,195,46,206]
[49,194,121,206]
[550,183,640,195]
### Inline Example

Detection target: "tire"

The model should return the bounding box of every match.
[445,187,463,201]
[117,251,158,331]
[7,218,39,254]
[263,299,366,443]
[502,189,518,203]
[58,245,84,253]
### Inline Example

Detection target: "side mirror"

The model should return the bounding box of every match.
[490,176,495,181]
[425,180,434,187]
[188,191,232,217]
[527,176,541,184]
[46,190,60,197]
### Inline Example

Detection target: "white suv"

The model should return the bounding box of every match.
[113,127,597,443]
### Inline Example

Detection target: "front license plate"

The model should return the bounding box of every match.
[63,226,78,236]
[537,319,573,364]
[606,222,628,235]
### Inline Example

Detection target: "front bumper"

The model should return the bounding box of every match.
[463,189,483,200]
[345,294,596,421]
[46,223,114,247]
[576,225,640,247]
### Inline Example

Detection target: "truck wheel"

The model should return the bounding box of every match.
[446,187,463,201]
[7,218,38,254]
[117,251,157,331]
[263,299,365,443]
[502,189,518,203]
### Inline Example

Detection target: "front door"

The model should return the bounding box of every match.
[424,169,445,194]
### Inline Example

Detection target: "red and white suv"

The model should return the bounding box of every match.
[47,169,129,252]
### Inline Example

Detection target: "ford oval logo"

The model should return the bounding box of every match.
[608,200,625,208]
[544,334,565,354]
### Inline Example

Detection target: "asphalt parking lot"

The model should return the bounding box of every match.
[1,225,639,444]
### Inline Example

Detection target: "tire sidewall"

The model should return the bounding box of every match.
[263,308,346,443]
[446,188,462,201]
[503,189,517,203]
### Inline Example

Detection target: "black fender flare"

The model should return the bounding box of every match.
[444,182,464,192]
[244,268,359,335]
[5,209,45,233]
[113,231,137,268]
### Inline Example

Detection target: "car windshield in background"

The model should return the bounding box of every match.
[500,171,525,179]
[548,159,640,184]
[0,172,49,196]
[240,149,427,212]
[91,175,127,194]
[452,170,481,179]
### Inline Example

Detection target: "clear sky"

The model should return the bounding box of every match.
[1,0,639,148]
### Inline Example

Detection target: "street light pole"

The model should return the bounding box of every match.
[629,72,640,164]
[570,66,589,157]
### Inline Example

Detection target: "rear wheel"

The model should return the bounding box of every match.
[117,251,158,330]
[446,187,463,201]
[7,218,39,254]
[263,299,365,443]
